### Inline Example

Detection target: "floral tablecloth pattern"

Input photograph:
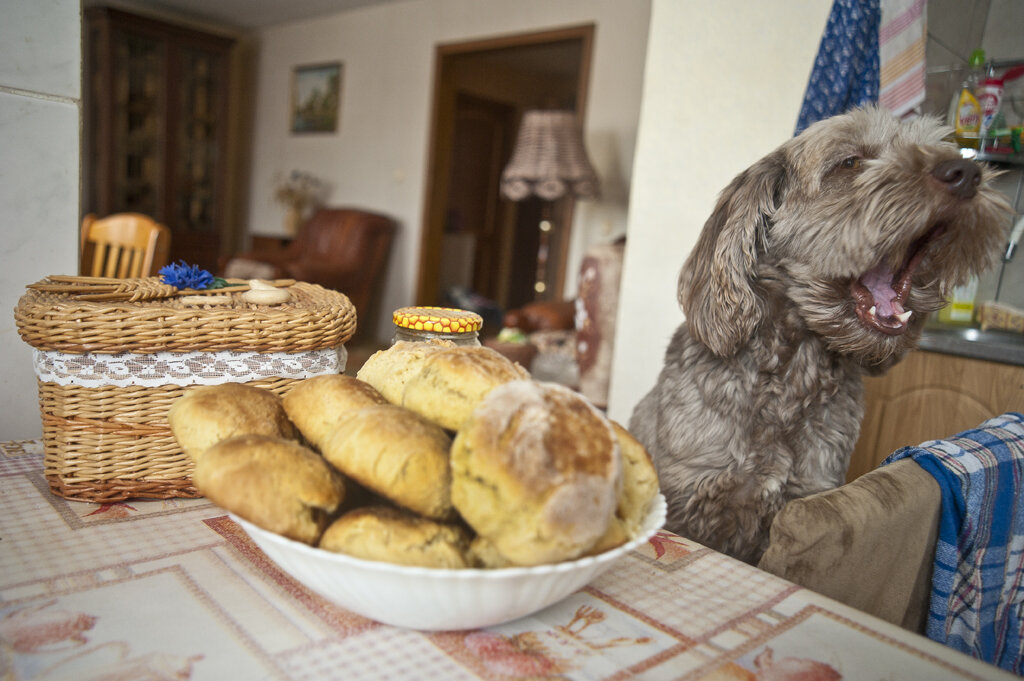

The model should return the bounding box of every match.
[0,440,1013,681]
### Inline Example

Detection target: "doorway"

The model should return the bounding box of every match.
[417,25,594,325]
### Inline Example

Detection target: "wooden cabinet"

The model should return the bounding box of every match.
[847,350,1024,482]
[83,7,234,272]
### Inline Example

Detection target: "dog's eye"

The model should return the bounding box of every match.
[841,157,862,170]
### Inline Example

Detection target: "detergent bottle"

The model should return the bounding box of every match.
[947,49,986,149]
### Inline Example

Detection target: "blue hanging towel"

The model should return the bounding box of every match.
[795,0,881,134]
[883,412,1024,674]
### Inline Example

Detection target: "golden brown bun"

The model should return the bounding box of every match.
[586,422,661,555]
[586,517,632,556]
[319,404,454,520]
[451,380,620,566]
[609,420,660,535]
[355,340,453,404]
[319,505,471,568]
[283,374,387,449]
[168,383,296,462]
[401,345,530,431]
[194,434,345,544]
[468,535,515,569]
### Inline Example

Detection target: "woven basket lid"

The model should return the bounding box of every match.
[15,277,357,354]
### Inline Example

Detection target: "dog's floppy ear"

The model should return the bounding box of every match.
[678,151,787,357]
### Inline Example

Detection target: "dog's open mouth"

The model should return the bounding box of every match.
[850,226,944,335]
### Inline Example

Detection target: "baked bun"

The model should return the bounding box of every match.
[355,340,453,404]
[194,434,345,544]
[283,374,387,449]
[319,505,470,568]
[168,383,296,462]
[468,535,514,569]
[610,420,660,534]
[451,380,620,566]
[319,404,454,520]
[402,345,530,431]
[586,422,661,555]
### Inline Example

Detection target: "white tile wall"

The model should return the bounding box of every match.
[0,0,81,98]
[0,0,81,440]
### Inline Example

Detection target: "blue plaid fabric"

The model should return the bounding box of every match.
[795,0,880,134]
[883,412,1024,674]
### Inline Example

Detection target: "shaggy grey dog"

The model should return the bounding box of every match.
[629,106,1009,564]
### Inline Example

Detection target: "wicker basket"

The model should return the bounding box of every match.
[15,278,357,502]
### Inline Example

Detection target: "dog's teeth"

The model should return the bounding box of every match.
[868,305,877,317]
[896,310,913,323]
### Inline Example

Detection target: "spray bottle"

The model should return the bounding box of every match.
[977,65,1024,144]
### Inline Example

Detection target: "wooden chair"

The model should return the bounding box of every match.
[80,213,171,278]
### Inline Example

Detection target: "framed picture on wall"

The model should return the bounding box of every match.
[290,62,342,133]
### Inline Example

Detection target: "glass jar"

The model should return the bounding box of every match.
[391,306,482,346]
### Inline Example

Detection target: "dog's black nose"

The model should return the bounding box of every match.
[931,158,980,199]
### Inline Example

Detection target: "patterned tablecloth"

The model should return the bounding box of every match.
[0,440,1014,681]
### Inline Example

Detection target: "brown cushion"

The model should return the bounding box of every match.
[756,459,941,632]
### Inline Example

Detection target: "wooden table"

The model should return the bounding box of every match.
[0,439,1013,680]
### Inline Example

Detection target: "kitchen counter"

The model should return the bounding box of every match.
[919,324,1024,366]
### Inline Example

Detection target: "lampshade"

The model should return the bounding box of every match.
[500,110,600,202]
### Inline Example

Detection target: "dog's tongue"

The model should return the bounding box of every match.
[860,262,905,318]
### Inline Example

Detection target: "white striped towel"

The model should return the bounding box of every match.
[879,0,927,118]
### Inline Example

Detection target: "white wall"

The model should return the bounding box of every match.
[0,0,81,440]
[246,0,652,340]
[606,0,833,423]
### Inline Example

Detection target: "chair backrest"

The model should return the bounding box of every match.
[757,458,941,633]
[291,208,396,330]
[295,209,394,261]
[80,213,171,278]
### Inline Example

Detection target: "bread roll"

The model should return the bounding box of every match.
[585,422,661,555]
[168,383,296,462]
[451,380,620,566]
[355,340,453,404]
[401,345,530,431]
[468,535,514,569]
[194,434,345,544]
[319,404,453,520]
[319,505,471,568]
[283,374,388,449]
[610,420,660,535]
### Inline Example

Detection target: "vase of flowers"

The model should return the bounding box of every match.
[275,170,326,237]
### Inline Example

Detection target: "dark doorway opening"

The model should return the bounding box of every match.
[417,25,594,329]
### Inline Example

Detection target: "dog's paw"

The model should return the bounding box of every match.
[759,477,784,502]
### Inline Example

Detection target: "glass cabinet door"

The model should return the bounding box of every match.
[174,47,225,237]
[111,30,165,218]
[83,7,235,273]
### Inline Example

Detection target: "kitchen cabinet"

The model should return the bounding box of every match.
[846,349,1024,482]
[83,7,235,272]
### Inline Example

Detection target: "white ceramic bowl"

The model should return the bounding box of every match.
[231,494,666,631]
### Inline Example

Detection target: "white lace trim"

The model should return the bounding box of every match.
[34,346,347,388]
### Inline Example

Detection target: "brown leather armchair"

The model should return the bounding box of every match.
[223,208,396,335]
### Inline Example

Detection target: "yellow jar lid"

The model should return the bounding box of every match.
[393,306,482,334]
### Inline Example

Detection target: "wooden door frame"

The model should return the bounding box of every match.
[415,24,594,307]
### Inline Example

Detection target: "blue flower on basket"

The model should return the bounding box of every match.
[159,261,216,290]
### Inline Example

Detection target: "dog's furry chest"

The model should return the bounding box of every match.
[633,323,865,513]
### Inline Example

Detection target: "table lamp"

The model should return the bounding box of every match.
[499,110,599,297]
